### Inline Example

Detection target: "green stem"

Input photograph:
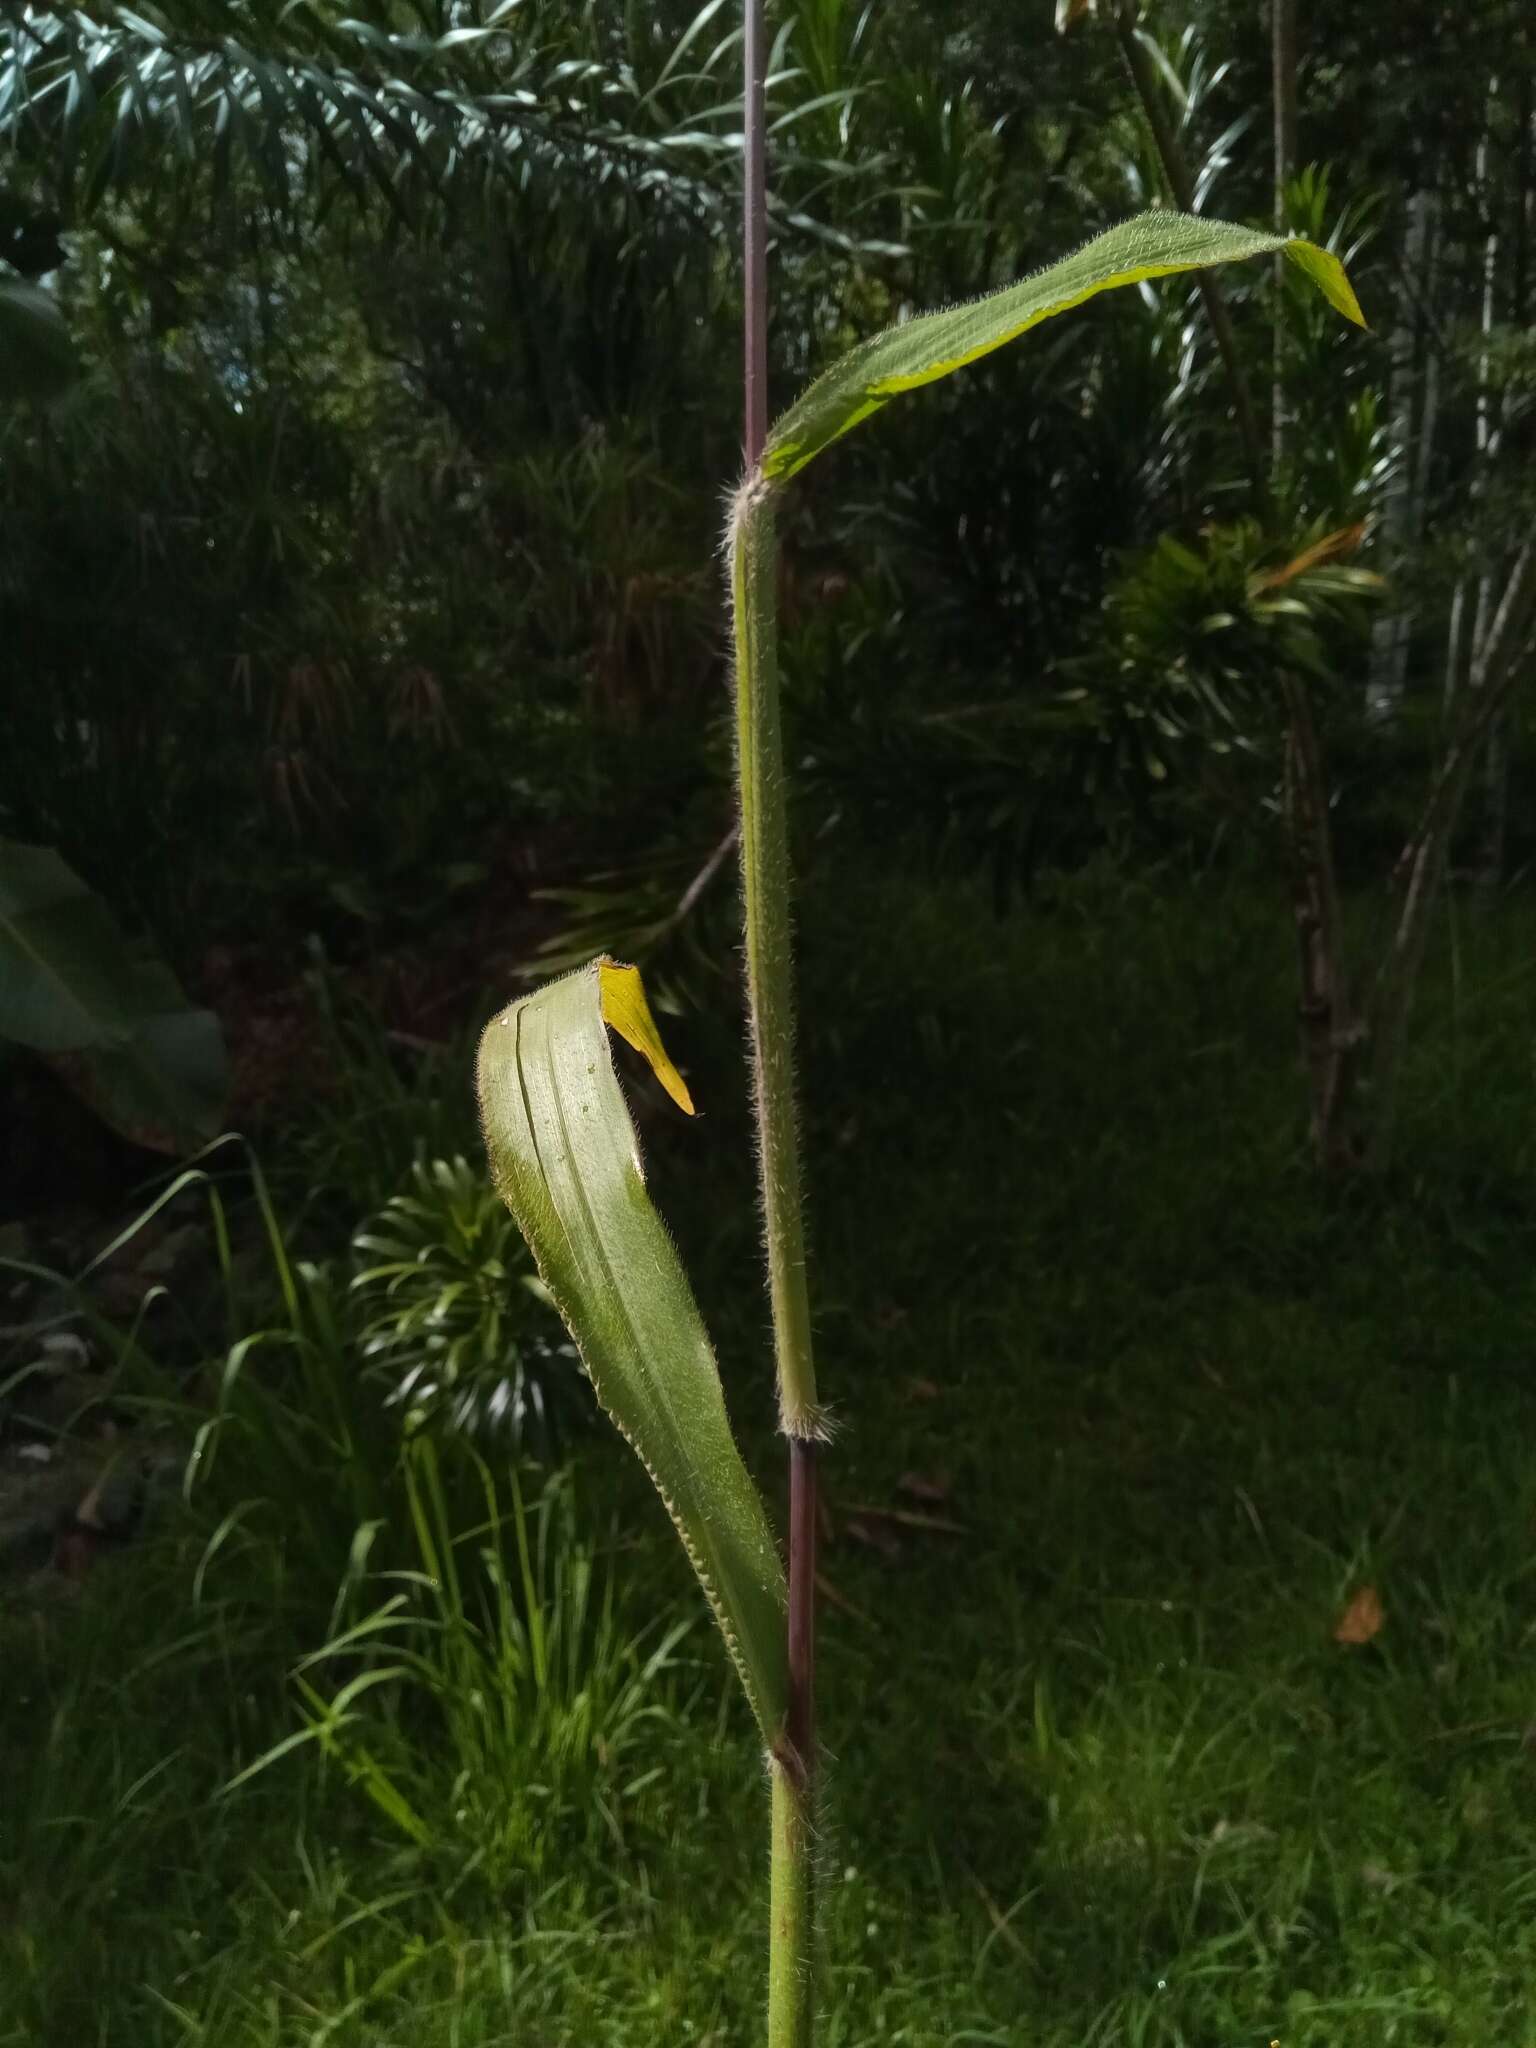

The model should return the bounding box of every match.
[731,405,821,2048]
[768,1758,815,2048]
[729,477,821,1441]
[740,15,819,2044]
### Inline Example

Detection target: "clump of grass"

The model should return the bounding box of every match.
[233,1443,692,1898]
[1,1150,696,2046]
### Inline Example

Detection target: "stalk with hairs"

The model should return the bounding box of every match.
[477,8,1363,2038]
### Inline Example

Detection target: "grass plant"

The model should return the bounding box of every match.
[476,23,1365,2027]
[8,862,1536,2043]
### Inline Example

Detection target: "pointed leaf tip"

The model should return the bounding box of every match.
[1283,239,1368,327]
[597,958,696,1115]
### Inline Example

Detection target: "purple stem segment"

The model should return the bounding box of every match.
[743,0,769,468]
[787,1438,818,1775]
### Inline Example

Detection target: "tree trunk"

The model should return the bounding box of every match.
[1478,715,1510,895]
[1443,578,1469,710]
[1281,679,1365,1169]
[1265,0,1363,1169]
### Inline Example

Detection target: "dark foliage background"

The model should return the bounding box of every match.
[5,4,1536,2041]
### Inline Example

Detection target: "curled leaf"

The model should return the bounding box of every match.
[478,957,787,1741]
[598,958,696,1115]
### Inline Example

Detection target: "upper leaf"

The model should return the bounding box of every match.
[763,212,1365,482]
[477,957,788,1742]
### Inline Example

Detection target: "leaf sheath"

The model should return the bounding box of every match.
[729,479,821,1439]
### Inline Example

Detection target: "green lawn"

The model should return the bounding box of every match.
[7,861,1536,2046]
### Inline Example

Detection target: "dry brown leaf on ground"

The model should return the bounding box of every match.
[1333,1583,1385,1645]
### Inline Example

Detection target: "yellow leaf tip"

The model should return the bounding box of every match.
[597,958,697,1116]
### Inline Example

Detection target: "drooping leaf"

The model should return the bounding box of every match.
[0,841,141,1052]
[53,962,230,1153]
[763,212,1366,481]
[477,957,787,1741]
[0,839,227,1149]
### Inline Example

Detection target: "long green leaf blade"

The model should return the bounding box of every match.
[477,957,788,1742]
[0,838,228,1148]
[763,211,1365,480]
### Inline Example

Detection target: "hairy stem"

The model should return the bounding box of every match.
[769,1758,815,2047]
[730,479,821,1441]
[768,1440,819,2047]
[740,8,820,2043]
